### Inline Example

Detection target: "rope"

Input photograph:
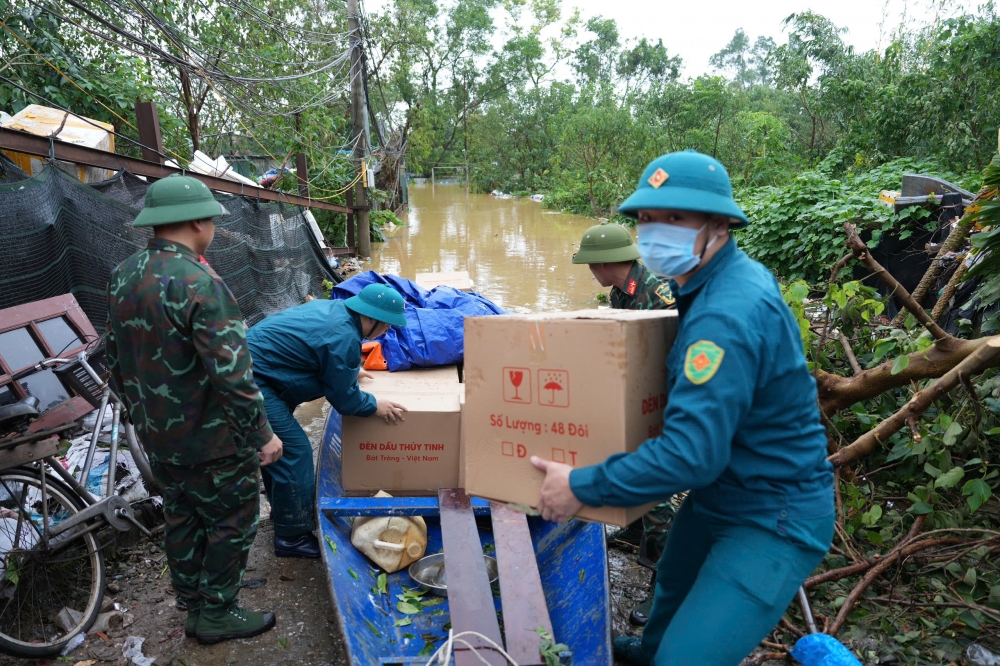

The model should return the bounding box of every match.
[423,630,520,666]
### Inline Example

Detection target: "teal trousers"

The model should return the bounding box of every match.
[641,499,832,665]
[257,382,317,538]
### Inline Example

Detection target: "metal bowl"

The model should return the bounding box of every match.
[407,553,499,597]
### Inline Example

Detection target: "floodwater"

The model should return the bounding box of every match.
[372,183,611,313]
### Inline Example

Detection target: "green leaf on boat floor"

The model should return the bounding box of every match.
[417,642,436,657]
[397,601,422,614]
[365,620,381,637]
[324,535,337,553]
[377,572,388,595]
[403,632,415,639]
[393,617,412,627]
[348,568,359,580]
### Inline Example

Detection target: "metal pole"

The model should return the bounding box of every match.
[348,0,371,259]
[106,401,122,495]
[80,390,110,486]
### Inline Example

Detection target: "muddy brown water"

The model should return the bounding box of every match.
[372,183,612,313]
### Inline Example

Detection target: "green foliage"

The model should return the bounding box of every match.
[738,158,963,282]
[965,153,1000,332]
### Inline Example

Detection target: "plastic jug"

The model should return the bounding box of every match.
[351,491,427,573]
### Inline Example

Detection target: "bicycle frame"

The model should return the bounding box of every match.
[1,350,151,553]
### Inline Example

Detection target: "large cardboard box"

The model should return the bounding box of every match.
[415,271,473,292]
[343,367,462,493]
[463,310,678,525]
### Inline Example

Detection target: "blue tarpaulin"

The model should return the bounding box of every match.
[330,271,505,371]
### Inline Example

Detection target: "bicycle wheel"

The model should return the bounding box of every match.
[124,422,162,497]
[0,466,105,658]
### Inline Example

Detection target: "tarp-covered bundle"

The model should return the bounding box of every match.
[330,271,505,371]
[0,155,338,332]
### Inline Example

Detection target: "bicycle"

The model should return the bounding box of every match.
[0,338,160,658]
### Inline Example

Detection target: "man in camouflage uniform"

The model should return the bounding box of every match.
[106,174,283,645]
[572,223,678,626]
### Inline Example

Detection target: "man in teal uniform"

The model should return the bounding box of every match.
[246,284,408,558]
[572,222,676,626]
[532,150,834,665]
[107,174,282,644]
[573,223,675,311]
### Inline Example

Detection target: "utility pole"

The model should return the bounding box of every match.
[348,0,371,258]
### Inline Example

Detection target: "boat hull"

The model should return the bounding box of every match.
[317,409,613,664]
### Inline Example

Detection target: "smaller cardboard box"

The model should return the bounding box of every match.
[359,365,460,394]
[463,309,678,526]
[415,271,473,292]
[342,391,461,493]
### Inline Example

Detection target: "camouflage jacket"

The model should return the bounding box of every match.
[106,238,273,465]
[610,260,676,310]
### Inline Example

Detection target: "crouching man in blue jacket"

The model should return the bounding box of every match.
[531,151,834,666]
[247,284,408,558]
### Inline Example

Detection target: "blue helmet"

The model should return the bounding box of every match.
[617,150,748,228]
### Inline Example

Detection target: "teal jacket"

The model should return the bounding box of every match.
[246,299,378,417]
[570,239,833,540]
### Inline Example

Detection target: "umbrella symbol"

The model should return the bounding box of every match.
[544,381,563,404]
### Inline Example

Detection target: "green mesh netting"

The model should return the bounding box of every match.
[0,155,339,332]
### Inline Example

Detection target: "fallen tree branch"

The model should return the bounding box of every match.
[816,335,998,415]
[891,186,993,327]
[867,595,1000,624]
[828,516,926,636]
[828,337,1000,467]
[844,222,950,341]
[930,255,970,323]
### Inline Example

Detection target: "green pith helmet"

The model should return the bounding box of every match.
[344,284,408,327]
[616,150,748,228]
[132,174,228,228]
[571,224,640,264]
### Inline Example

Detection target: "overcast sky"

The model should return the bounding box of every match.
[583,0,978,77]
[366,0,981,79]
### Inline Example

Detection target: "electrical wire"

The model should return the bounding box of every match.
[5,0,370,199]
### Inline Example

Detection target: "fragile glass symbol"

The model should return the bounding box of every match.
[509,370,524,400]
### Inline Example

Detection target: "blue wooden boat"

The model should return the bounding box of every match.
[317,409,613,665]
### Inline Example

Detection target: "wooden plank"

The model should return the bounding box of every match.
[134,101,165,165]
[490,502,551,665]
[0,127,355,214]
[0,436,59,469]
[438,488,506,666]
[295,153,309,198]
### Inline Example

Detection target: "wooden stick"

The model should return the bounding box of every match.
[839,331,862,375]
[844,222,950,341]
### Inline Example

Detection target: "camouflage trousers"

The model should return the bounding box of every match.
[638,500,679,569]
[150,449,260,610]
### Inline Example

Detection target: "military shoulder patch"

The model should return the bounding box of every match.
[684,340,724,385]
[655,282,675,306]
[627,278,638,296]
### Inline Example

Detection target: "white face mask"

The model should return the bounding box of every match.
[637,222,722,277]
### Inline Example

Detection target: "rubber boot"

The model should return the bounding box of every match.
[613,636,651,666]
[184,600,201,637]
[196,604,276,644]
[629,572,656,627]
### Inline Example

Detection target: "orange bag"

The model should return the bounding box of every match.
[361,341,388,371]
